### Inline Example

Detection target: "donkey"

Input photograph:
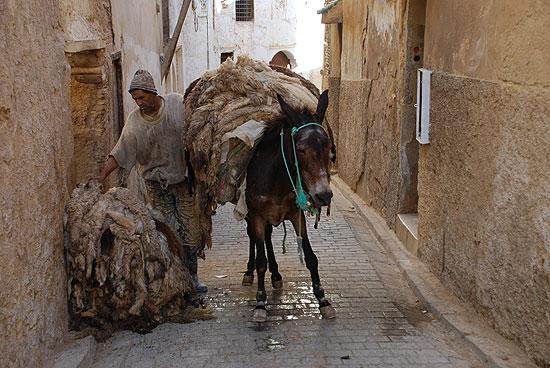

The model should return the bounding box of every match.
[244,90,336,322]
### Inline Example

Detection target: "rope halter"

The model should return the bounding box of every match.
[280,122,326,214]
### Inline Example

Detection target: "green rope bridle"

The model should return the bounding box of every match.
[280,122,325,214]
[279,122,328,264]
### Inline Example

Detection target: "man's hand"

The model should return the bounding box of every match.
[96,156,119,183]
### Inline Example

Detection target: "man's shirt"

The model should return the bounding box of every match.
[110,93,187,186]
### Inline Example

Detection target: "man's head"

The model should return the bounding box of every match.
[128,70,159,114]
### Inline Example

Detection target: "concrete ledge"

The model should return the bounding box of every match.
[332,176,538,368]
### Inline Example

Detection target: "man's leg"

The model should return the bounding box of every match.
[173,181,207,293]
[144,180,200,291]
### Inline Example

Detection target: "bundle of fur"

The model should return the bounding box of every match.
[184,56,320,247]
[64,181,212,336]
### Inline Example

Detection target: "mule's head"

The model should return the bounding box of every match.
[277,90,333,208]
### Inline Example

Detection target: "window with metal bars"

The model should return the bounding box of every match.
[235,0,254,21]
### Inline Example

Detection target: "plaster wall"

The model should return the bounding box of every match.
[110,0,163,118]
[179,0,324,90]
[0,1,73,366]
[419,1,550,365]
[110,0,164,196]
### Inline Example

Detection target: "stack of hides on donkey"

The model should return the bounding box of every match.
[183,56,321,247]
[64,181,213,337]
[184,56,336,322]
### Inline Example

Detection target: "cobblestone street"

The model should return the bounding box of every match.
[92,184,487,368]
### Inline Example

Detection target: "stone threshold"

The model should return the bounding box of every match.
[396,213,419,255]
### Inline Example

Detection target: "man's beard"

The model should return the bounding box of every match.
[140,105,155,114]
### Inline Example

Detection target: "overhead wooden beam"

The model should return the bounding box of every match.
[161,0,192,80]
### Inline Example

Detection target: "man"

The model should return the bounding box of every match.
[96,69,207,293]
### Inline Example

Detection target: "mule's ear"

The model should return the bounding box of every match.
[315,90,329,122]
[277,94,300,125]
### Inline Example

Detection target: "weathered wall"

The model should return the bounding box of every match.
[419,1,550,365]
[336,0,405,227]
[0,1,73,366]
[62,0,116,190]
[68,75,115,189]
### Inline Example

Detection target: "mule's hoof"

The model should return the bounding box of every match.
[242,274,254,286]
[320,304,336,319]
[252,308,267,323]
[271,279,283,289]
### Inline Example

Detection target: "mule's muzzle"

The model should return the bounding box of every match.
[315,190,333,207]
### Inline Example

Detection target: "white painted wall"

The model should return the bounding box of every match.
[111,0,164,117]
[169,0,325,90]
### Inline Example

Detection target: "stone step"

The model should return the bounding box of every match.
[396,213,419,255]
[52,336,96,368]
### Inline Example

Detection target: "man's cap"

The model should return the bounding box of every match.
[128,69,158,95]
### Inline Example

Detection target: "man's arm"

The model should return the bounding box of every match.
[96,156,119,182]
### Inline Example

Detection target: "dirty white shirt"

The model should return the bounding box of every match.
[110,93,187,186]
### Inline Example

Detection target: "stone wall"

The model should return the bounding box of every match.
[0,1,73,366]
[419,1,550,365]
[336,0,405,227]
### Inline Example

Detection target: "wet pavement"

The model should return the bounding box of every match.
[92,185,487,368]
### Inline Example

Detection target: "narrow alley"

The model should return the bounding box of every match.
[91,184,486,368]
[2,1,549,367]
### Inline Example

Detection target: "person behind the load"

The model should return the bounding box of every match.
[96,69,207,294]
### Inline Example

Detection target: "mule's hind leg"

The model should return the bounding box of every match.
[291,214,336,319]
[265,224,283,289]
[250,218,268,322]
[242,219,255,286]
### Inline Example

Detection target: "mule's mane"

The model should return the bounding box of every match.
[263,107,318,136]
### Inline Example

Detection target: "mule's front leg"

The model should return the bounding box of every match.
[265,225,283,289]
[292,214,336,319]
[242,219,255,286]
[251,220,268,322]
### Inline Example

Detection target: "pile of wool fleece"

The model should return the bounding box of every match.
[64,181,211,335]
[184,56,320,247]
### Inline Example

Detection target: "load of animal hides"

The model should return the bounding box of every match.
[183,56,321,247]
[64,181,213,336]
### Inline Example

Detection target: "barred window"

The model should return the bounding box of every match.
[236,0,254,21]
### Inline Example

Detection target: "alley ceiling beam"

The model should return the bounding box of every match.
[161,0,192,80]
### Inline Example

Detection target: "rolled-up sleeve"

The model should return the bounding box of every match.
[110,124,137,172]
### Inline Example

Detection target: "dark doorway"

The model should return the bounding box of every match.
[112,51,125,186]
[396,0,427,255]
[112,52,124,138]
[221,51,234,64]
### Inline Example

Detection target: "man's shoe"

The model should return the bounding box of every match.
[192,274,208,293]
